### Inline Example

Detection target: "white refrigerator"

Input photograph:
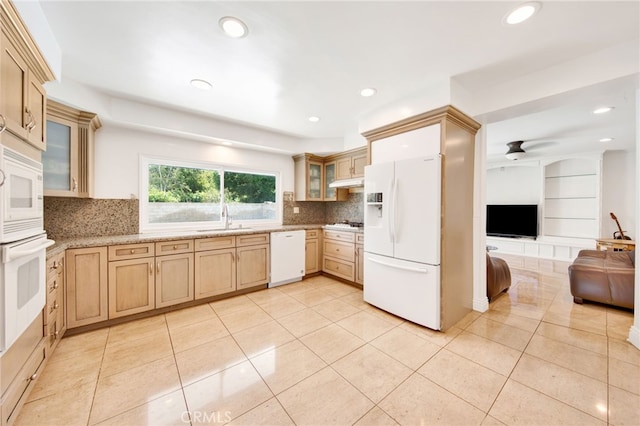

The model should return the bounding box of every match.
[363,155,442,330]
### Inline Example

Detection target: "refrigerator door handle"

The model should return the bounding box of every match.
[393,178,399,243]
[367,256,429,274]
[387,178,395,243]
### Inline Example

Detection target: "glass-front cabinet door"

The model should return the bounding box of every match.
[43,116,78,196]
[308,161,323,200]
[324,161,337,201]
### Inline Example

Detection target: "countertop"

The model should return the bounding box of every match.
[46,224,362,257]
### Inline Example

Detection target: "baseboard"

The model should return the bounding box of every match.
[628,325,640,350]
[473,297,489,312]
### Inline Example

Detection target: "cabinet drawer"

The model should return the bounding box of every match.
[356,234,365,244]
[236,233,270,247]
[324,230,355,243]
[324,240,355,262]
[1,341,46,426]
[155,239,194,256]
[195,236,236,251]
[108,243,155,260]
[306,229,320,239]
[323,257,355,281]
[44,290,61,325]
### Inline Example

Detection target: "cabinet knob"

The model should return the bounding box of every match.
[130,249,135,254]
[173,245,177,249]
[29,373,37,381]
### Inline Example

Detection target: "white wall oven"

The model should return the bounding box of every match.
[0,233,54,352]
[0,146,44,243]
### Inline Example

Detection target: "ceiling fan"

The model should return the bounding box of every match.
[505,140,526,160]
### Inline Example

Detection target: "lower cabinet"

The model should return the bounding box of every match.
[155,240,194,308]
[322,230,364,284]
[195,248,236,299]
[355,243,364,285]
[108,257,155,319]
[66,246,108,329]
[44,251,66,355]
[305,229,321,274]
[64,233,273,330]
[194,234,270,297]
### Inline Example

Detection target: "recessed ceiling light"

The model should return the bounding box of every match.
[593,106,614,114]
[219,16,248,38]
[503,2,541,25]
[360,88,377,97]
[190,79,212,90]
[599,137,614,143]
[308,116,320,123]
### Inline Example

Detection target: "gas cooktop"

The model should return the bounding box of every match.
[325,222,364,230]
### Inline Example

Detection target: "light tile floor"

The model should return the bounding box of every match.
[16,255,640,425]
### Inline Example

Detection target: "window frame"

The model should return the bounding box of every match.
[139,155,281,233]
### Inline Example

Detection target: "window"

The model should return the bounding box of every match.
[140,157,279,232]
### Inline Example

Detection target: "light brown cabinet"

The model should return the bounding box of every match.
[305,229,321,274]
[66,246,108,328]
[155,240,194,308]
[0,37,46,149]
[236,234,270,290]
[44,100,102,197]
[355,234,364,285]
[195,233,270,297]
[335,149,367,180]
[107,243,155,319]
[44,252,65,355]
[0,3,54,152]
[293,153,324,201]
[322,230,362,282]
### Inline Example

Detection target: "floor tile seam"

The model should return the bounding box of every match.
[477,311,541,334]
[245,349,328,398]
[86,326,119,426]
[462,326,532,353]
[607,382,640,398]
[413,364,505,414]
[529,327,611,359]
[98,316,174,378]
[297,324,366,364]
[518,349,609,388]
[166,312,224,332]
[506,375,609,423]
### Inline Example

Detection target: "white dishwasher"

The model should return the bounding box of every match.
[269,230,305,287]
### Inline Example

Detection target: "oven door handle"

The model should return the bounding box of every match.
[4,239,55,262]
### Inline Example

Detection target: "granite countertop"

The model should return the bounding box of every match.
[46,224,340,257]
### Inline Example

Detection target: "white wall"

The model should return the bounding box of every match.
[602,150,636,239]
[486,165,541,205]
[94,125,295,200]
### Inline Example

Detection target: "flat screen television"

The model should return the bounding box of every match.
[486,204,538,239]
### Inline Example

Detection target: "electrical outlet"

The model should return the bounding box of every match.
[293,207,300,214]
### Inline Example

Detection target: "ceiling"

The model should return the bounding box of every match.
[34,1,639,160]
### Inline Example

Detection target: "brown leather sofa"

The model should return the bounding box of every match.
[487,253,511,302]
[568,249,635,309]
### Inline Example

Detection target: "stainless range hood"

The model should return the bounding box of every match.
[329,177,364,188]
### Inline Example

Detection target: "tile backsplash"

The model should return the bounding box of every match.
[44,197,139,240]
[45,192,364,239]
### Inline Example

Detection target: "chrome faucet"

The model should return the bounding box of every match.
[221,203,231,230]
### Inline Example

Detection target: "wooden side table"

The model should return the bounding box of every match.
[595,239,636,251]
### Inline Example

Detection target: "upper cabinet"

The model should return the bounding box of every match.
[333,147,367,180]
[293,153,324,201]
[0,0,56,151]
[293,147,368,202]
[43,100,101,197]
